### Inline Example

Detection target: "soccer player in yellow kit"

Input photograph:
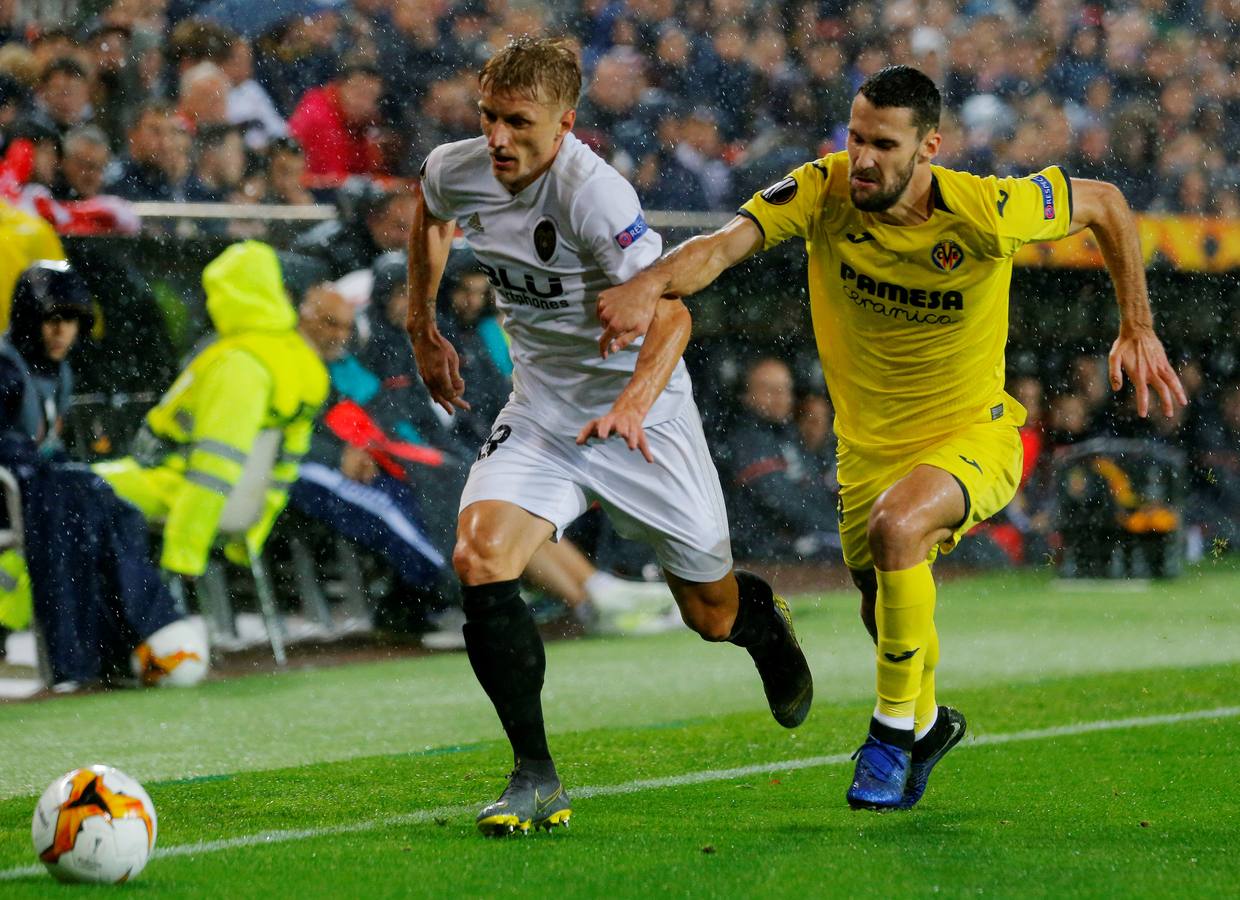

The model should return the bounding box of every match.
[596,66,1187,810]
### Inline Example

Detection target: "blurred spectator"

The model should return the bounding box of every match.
[635,108,711,212]
[222,37,287,150]
[0,43,40,93]
[255,11,344,117]
[288,61,387,177]
[0,74,29,143]
[29,57,94,138]
[796,391,838,492]
[54,125,111,200]
[177,61,230,132]
[575,49,651,164]
[257,137,315,247]
[0,259,92,453]
[28,28,81,73]
[723,357,840,560]
[265,137,312,205]
[96,241,328,579]
[163,116,193,197]
[185,123,245,204]
[673,107,733,210]
[84,22,140,148]
[404,74,481,173]
[292,185,415,279]
[1045,393,1094,450]
[166,16,235,75]
[107,100,175,201]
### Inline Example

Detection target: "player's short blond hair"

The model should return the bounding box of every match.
[479,36,581,111]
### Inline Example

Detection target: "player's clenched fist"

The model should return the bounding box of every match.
[410,328,471,414]
[596,274,664,358]
[576,402,655,463]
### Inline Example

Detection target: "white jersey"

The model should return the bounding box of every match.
[420,133,691,434]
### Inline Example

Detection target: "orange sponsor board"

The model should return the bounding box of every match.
[1013,215,1240,272]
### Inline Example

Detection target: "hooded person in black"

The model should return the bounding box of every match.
[0,355,207,688]
[0,260,94,454]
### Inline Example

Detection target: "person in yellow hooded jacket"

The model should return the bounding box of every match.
[95,241,328,576]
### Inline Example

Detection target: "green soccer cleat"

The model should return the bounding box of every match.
[475,764,573,836]
[756,594,814,729]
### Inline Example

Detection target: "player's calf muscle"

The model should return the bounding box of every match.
[666,574,737,641]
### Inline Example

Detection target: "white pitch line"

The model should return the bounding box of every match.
[3,704,1237,882]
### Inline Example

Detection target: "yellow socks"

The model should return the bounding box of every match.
[914,622,940,738]
[874,562,937,729]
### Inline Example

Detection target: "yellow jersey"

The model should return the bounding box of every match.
[739,151,1073,454]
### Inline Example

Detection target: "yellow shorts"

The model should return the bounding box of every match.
[836,420,1024,571]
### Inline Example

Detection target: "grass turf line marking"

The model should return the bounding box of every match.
[3,704,1237,882]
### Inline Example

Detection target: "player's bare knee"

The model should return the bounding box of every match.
[452,534,507,584]
[867,503,921,570]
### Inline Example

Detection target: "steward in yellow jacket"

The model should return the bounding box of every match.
[0,199,66,331]
[96,241,328,576]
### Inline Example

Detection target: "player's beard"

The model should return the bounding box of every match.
[850,151,918,212]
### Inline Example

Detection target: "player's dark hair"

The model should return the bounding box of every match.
[479,35,581,110]
[858,65,941,135]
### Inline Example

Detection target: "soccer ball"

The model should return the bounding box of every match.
[31,766,158,884]
[131,618,209,687]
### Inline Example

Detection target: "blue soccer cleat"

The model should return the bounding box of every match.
[898,706,967,810]
[846,735,911,810]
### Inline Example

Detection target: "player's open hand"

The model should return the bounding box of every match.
[410,328,471,415]
[596,276,663,359]
[1108,324,1188,417]
[576,404,654,463]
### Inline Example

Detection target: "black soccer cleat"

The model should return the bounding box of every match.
[475,763,572,836]
[897,706,967,809]
[753,594,814,729]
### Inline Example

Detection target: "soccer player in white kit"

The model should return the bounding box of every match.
[406,37,813,836]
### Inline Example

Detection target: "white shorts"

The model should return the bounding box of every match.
[459,404,733,582]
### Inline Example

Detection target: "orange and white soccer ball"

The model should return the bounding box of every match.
[31,766,158,883]
[131,618,208,687]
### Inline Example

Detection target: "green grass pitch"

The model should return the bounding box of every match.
[1,563,1238,897]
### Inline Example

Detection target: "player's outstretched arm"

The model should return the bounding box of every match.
[577,298,692,463]
[1068,178,1188,418]
[597,215,762,358]
[405,181,469,414]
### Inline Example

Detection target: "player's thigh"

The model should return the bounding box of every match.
[456,500,556,577]
[584,406,733,583]
[457,409,590,544]
[836,462,894,571]
[913,422,1024,555]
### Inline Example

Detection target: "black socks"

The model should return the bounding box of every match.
[461,580,551,764]
[727,569,782,658]
[869,717,915,753]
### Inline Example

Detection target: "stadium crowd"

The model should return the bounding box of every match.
[0,0,1238,690]
[0,0,1238,223]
